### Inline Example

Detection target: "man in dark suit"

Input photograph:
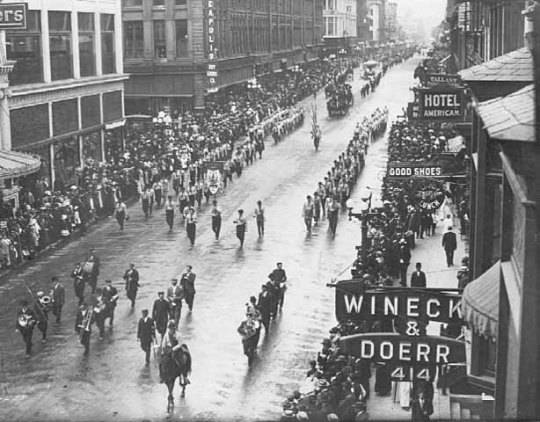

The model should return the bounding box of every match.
[102,279,119,326]
[411,391,433,421]
[71,262,85,306]
[167,278,184,326]
[51,276,65,324]
[180,265,196,312]
[152,291,170,341]
[123,262,140,308]
[410,262,427,288]
[442,226,458,267]
[85,248,100,294]
[257,284,273,335]
[137,309,155,364]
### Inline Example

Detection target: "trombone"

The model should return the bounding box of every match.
[78,308,93,342]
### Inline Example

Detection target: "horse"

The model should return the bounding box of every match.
[161,344,192,405]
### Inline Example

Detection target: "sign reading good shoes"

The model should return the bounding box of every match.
[387,163,444,180]
[419,88,464,121]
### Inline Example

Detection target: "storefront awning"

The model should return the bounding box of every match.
[476,84,534,142]
[462,261,500,340]
[0,150,41,179]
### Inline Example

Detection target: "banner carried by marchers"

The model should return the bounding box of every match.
[203,161,225,195]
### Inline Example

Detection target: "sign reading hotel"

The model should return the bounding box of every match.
[387,163,444,180]
[206,1,218,93]
[338,334,466,365]
[0,3,27,29]
[419,89,464,120]
[335,285,463,324]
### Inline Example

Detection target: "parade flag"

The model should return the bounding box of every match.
[203,161,225,195]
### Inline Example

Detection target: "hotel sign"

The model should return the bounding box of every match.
[206,1,218,93]
[0,3,27,29]
[338,334,466,365]
[335,284,463,324]
[419,89,464,121]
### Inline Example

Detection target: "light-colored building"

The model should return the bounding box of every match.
[386,1,398,40]
[323,0,357,48]
[6,0,127,191]
[369,0,382,42]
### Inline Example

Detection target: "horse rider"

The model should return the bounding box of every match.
[159,320,187,383]
[15,300,38,357]
[102,279,118,326]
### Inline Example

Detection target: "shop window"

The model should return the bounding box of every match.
[103,91,123,122]
[52,99,79,136]
[53,137,80,191]
[154,20,166,58]
[49,11,73,81]
[124,21,144,58]
[82,131,102,165]
[10,104,49,148]
[7,11,43,85]
[101,14,115,74]
[176,20,189,58]
[78,13,95,77]
[81,95,101,128]
[105,127,123,162]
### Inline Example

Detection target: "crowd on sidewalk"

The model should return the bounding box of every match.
[280,117,471,421]
[3,58,363,271]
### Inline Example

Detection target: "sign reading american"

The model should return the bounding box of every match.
[419,89,464,120]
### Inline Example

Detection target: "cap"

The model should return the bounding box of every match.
[322,338,332,345]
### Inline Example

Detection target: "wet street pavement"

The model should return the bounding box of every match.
[0,58,419,422]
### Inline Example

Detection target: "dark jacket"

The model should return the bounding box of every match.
[410,270,427,288]
[442,231,457,251]
[152,298,170,332]
[411,397,433,421]
[257,291,273,316]
[52,283,65,307]
[124,269,140,294]
[137,317,155,345]
[181,272,196,295]
[102,285,119,307]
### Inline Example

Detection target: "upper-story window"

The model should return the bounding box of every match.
[49,11,73,81]
[78,13,95,77]
[101,14,115,74]
[154,20,167,58]
[124,21,144,58]
[7,10,43,85]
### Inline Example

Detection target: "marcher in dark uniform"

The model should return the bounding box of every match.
[442,226,457,267]
[152,291,170,341]
[137,309,156,365]
[84,248,100,294]
[269,262,287,311]
[34,291,49,343]
[75,303,95,356]
[254,200,265,237]
[180,265,196,312]
[398,239,411,287]
[164,195,176,231]
[257,284,273,335]
[51,276,65,324]
[123,262,140,308]
[71,262,85,306]
[234,209,247,247]
[210,200,222,240]
[102,279,119,326]
[185,207,197,246]
[15,300,37,357]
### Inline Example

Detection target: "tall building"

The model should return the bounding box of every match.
[386,1,398,41]
[122,0,323,114]
[356,0,372,43]
[7,0,126,191]
[323,0,357,50]
[368,0,382,42]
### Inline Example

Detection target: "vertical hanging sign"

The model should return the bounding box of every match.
[207,0,218,93]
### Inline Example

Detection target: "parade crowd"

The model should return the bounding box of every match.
[280,117,470,421]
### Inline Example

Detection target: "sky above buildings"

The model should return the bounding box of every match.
[393,0,447,41]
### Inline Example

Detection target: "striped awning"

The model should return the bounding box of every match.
[0,150,41,179]
[462,261,500,340]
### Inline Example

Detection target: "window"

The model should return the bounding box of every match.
[101,14,115,74]
[7,10,43,85]
[324,16,337,36]
[124,21,143,58]
[153,0,165,6]
[175,20,188,58]
[78,13,95,77]
[176,0,187,5]
[123,0,142,6]
[49,11,73,81]
[153,20,166,58]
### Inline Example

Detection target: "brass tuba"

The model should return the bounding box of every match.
[18,313,33,328]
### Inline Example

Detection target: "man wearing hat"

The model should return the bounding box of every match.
[102,279,119,326]
[442,226,457,267]
[34,291,49,344]
[398,239,411,287]
[152,291,170,341]
[269,262,288,311]
[15,300,38,357]
[71,262,86,306]
[180,265,196,312]
[167,278,184,326]
[84,248,100,294]
[51,276,65,324]
[257,284,273,335]
[75,303,94,356]
[318,338,333,371]
[124,262,140,308]
[137,309,156,365]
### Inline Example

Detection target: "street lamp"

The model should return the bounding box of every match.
[346,187,373,265]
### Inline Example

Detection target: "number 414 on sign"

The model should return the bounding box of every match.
[390,365,432,382]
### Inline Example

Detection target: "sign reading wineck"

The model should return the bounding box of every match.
[419,89,464,120]
[0,3,27,29]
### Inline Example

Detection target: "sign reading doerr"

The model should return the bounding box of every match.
[335,282,462,324]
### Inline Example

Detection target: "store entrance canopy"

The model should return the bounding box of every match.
[0,150,41,179]
[462,261,500,340]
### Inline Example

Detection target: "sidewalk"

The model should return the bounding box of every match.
[366,218,469,421]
